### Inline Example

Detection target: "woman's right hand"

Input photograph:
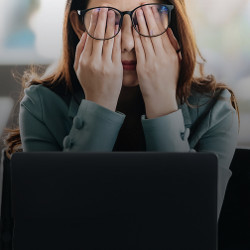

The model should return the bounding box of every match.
[74,8,123,112]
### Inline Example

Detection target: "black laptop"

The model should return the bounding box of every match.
[10,152,218,250]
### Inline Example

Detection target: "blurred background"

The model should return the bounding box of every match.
[0,0,250,155]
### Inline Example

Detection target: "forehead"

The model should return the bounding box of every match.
[87,0,163,10]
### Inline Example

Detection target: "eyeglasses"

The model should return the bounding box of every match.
[77,3,174,40]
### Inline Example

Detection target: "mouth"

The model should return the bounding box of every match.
[122,60,137,71]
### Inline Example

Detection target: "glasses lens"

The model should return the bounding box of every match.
[133,4,170,37]
[84,7,121,40]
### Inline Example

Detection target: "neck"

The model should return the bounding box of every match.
[116,85,145,116]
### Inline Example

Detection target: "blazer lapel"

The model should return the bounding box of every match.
[68,89,85,119]
[179,102,192,128]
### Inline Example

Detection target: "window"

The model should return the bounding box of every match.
[187,0,250,147]
[0,0,66,64]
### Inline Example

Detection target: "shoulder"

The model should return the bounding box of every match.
[187,88,238,128]
[20,84,70,121]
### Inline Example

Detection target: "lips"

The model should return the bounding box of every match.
[122,60,137,65]
[122,60,137,70]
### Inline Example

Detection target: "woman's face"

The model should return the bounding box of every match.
[86,0,161,88]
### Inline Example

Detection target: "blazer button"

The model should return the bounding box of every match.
[63,136,74,149]
[73,116,84,130]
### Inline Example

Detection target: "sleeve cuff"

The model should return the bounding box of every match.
[141,109,190,151]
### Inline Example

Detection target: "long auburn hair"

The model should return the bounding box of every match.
[4,0,240,158]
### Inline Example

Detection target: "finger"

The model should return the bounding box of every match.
[74,32,87,71]
[150,7,177,55]
[92,8,108,58]
[167,28,180,51]
[82,10,99,58]
[151,5,169,41]
[133,25,145,63]
[112,25,121,63]
[157,28,177,56]
[142,5,161,35]
[135,7,155,59]
[152,5,169,30]
[103,9,116,61]
[167,28,182,60]
[141,4,164,54]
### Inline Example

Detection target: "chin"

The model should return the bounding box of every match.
[122,81,139,87]
[122,73,139,87]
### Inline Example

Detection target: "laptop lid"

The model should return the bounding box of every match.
[10,152,218,250]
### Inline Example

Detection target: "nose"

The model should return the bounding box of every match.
[120,14,135,53]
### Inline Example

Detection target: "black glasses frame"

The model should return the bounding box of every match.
[77,3,174,40]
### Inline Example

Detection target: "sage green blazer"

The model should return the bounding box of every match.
[19,84,239,219]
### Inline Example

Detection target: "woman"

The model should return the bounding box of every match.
[5,0,239,218]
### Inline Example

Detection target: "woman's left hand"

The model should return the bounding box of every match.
[133,4,182,119]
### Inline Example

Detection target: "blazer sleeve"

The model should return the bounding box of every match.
[62,99,126,151]
[19,86,126,152]
[140,90,239,219]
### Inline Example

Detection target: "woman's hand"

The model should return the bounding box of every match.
[133,4,182,119]
[74,8,123,112]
